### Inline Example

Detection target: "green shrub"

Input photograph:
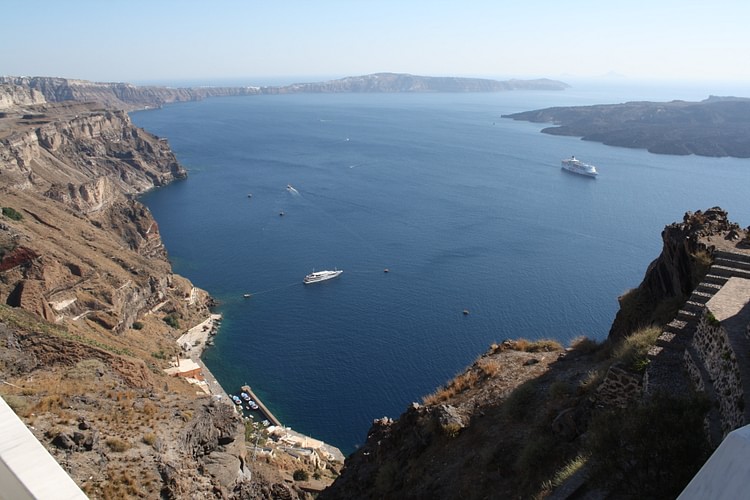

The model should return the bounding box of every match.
[1,207,22,221]
[132,321,144,330]
[151,350,166,360]
[514,431,559,488]
[293,469,309,481]
[586,393,711,498]
[504,380,538,421]
[706,311,721,327]
[162,315,179,328]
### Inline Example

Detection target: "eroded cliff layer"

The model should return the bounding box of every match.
[0,91,327,498]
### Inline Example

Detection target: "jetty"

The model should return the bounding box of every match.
[241,385,282,427]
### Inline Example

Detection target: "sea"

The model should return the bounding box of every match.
[132,80,750,454]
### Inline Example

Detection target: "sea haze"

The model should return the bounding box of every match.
[133,88,750,454]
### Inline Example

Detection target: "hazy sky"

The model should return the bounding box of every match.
[3,0,749,84]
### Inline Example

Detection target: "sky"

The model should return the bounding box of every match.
[3,0,750,85]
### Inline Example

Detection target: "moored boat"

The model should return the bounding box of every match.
[561,156,598,177]
[303,269,343,284]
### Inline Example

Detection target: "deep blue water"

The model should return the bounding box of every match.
[132,87,750,454]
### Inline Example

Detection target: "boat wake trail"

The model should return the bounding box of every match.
[286,184,300,196]
[244,281,300,298]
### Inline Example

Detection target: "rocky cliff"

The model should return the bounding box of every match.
[322,209,750,499]
[0,76,262,111]
[1,73,569,111]
[0,87,321,498]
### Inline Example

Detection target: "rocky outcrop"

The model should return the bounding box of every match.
[502,97,750,158]
[608,207,737,340]
[0,83,46,110]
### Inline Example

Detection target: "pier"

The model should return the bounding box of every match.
[241,385,282,427]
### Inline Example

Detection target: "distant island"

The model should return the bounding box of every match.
[502,96,750,158]
[0,73,569,111]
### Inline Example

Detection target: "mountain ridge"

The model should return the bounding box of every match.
[1,73,569,111]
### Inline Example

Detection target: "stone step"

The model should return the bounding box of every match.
[714,255,750,272]
[702,274,730,286]
[695,281,723,294]
[664,318,695,338]
[711,264,750,280]
[714,250,750,266]
[688,290,713,304]
[644,347,693,398]
[656,330,691,350]
[677,308,699,322]
[684,301,706,314]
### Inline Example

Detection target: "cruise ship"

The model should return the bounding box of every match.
[561,156,598,178]
[303,269,343,284]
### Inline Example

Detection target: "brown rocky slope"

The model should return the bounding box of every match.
[0,84,322,498]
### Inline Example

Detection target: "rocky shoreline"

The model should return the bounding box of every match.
[0,79,339,498]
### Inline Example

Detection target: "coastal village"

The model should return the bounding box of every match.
[165,309,345,480]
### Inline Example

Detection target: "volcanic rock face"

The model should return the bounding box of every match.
[608,207,739,340]
[0,98,188,332]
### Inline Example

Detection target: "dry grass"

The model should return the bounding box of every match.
[541,454,589,492]
[500,338,563,352]
[142,432,157,446]
[423,368,481,405]
[105,437,131,452]
[569,336,601,354]
[612,326,661,372]
[578,368,606,395]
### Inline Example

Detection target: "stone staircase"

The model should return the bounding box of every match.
[645,250,750,445]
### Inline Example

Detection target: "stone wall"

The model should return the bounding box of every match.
[595,364,643,408]
[691,310,745,436]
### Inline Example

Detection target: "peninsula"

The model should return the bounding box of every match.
[502,96,750,158]
[1,73,569,111]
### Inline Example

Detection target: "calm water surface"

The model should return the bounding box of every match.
[133,87,750,453]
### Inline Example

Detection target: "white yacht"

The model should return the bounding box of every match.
[303,269,343,284]
[561,156,598,178]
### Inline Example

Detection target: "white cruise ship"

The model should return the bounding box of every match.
[303,269,343,284]
[561,156,598,178]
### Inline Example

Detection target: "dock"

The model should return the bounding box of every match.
[241,385,282,427]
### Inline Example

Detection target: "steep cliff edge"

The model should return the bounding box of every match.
[323,209,750,499]
[0,90,321,498]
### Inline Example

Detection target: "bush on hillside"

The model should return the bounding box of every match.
[2,207,22,221]
[586,393,711,498]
